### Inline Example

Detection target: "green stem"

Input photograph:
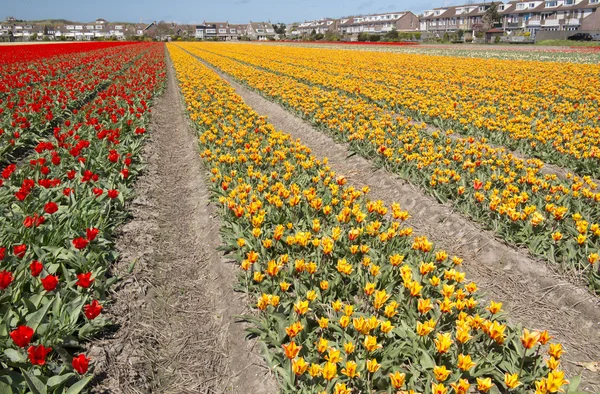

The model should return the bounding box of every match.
[518,346,527,378]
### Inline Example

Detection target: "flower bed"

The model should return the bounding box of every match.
[0,42,166,393]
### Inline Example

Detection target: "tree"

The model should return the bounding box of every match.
[384,28,399,41]
[272,22,286,35]
[324,30,340,41]
[482,3,500,30]
[154,21,172,41]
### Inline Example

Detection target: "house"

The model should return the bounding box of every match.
[230,24,248,38]
[338,11,419,35]
[0,25,13,42]
[294,18,337,36]
[419,3,501,34]
[419,1,600,38]
[195,24,208,39]
[247,21,276,40]
[203,21,238,40]
[500,0,600,34]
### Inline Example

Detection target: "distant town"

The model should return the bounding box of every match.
[1,0,599,43]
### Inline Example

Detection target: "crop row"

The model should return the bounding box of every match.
[168,43,571,394]
[283,43,600,64]
[0,42,134,66]
[176,43,600,292]
[204,43,600,178]
[0,43,165,393]
[1,43,150,164]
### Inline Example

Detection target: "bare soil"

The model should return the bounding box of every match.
[195,58,600,392]
[88,51,277,394]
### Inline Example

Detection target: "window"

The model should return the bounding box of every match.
[230,29,236,33]
[516,4,525,9]
[564,0,574,4]
[545,1,557,6]
[206,28,216,33]
[256,29,264,33]
[529,3,536,7]
[219,29,226,33]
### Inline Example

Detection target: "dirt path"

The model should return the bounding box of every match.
[88,51,277,394]
[194,57,600,392]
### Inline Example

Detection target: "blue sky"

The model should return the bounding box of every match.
[5,0,463,24]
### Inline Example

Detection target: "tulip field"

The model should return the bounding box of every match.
[2,39,597,394]
[165,42,589,394]
[0,42,165,392]
[174,42,600,294]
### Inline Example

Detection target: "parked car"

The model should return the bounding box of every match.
[567,33,593,41]
[591,33,600,41]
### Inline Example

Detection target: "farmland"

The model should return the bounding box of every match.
[2,40,600,394]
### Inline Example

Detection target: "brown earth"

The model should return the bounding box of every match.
[88,50,277,394]
[188,54,600,393]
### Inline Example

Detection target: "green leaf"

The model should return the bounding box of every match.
[419,349,435,370]
[4,349,26,363]
[26,299,53,332]
[21,369,47,394]
[0,381,15,394]
[47,373,75,389]
[65,376,92,394]
[565,375,582,394]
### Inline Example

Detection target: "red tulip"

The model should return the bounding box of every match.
[108,150,120,163]
[0,247,5,260]
[27,345,52,365]
[30,260,43,277]
[86,227,99,241]
[23,216,34,228]
[72,354,90,374]
[10,326,34,348]
[13,244,27,258]
[72,237,89,250]
[76,272,94,288]
[84,300,103,320]
[44,201,59,214]
[41,275,59,292]
[107,189,119,199]
[0,270,13,290]
[35,214,45,227]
